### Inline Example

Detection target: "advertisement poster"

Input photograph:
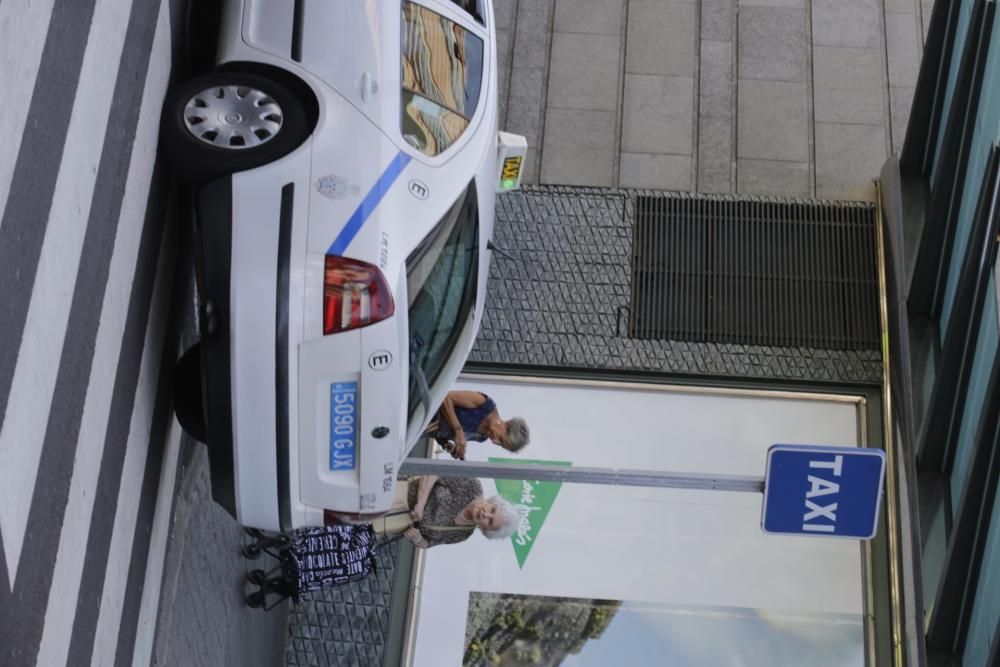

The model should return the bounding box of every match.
[406,376,870,666]
[462,593,863,666]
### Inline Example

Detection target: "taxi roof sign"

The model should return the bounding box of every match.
[496,131,528,193]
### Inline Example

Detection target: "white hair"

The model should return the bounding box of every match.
[480,496,518,540]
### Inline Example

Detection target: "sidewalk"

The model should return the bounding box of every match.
[152,440,288,666]
[496,0,930,201]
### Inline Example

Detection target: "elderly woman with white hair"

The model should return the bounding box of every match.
[400,475,519,549]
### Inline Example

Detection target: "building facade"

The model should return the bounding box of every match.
[882,0,1000,664]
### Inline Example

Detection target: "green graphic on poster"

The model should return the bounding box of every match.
[489,458,572,569]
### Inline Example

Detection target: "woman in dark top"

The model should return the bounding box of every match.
[425,390,531,459]
[402,475,519,549]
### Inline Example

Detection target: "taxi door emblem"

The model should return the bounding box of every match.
[368,350,392,371]
[408,179,429,200]
[315,174,360,200]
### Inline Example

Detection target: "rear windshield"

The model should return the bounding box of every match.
[401,1,484,156]
[407,182,479,420]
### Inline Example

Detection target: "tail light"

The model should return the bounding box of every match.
[323,256,394,334]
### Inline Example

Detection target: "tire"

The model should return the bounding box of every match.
[161,70,308,184]
[247,569,266,585]
[173,344,208,443]
[245,591,265,608]
[242,543,262,559]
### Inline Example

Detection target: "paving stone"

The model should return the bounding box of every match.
[886,12,921,88]
[884,0,919,13]
[621,74,694,155]
[815,122,887,201]
[813,46,886,125]
[547,31,620,111]
[699,157,734,193]
[813,0,885,10]
[540,108,616,186]
[738,6,808,81]
[494,0,517,31]
[890,86,916,154]
[700,40,734,118]
[157,446,289,667]
[285,535,402,667]
[738,0,805,8]
[737,80,809,161]
[496,24,513,125]
[812,0,883,49]
[512,0,555,70]
[702,0,735,41]
[496,27,513,76]
[554,0,624,34]
[699,115,733,158]
[737,159,810,197]
[625,0,697,77]
[619,152,692,190]
[697,116,734,192]
[506,67,546,142]
[498,91,508,131]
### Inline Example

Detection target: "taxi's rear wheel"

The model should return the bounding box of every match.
[173,344,207,443]
[161,70,308,183]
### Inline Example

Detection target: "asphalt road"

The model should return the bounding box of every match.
[0,1,289,664]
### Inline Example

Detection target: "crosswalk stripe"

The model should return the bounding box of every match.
[91,216,175,667]
[62,0,174,661]
[0,0,56,230]
[0,0,101,594]
[0,1,101,437]
[115,204,193,665]
[0,0,135,591]
[130,413,183,667]
[33,1,171,663]
[0,0,167,663]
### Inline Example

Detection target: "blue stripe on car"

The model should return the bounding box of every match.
[327,151,412,256]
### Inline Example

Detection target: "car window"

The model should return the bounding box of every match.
[406,182,479,419]
[401,2,484,156]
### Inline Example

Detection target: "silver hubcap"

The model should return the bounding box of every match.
[183,85,284,149]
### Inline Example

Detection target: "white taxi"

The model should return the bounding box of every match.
[162,0,526,531]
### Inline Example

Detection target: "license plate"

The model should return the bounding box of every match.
[329,382,357,470]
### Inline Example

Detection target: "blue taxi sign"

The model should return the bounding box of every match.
[761,444,886,539]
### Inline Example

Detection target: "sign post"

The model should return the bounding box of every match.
[401,443,887,540]
[399,458,764,492]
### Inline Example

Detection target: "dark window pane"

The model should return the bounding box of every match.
[406,182,479,419]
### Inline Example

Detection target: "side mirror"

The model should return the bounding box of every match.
[496,131,528,193]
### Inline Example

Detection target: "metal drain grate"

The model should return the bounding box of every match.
[629,195,880,350]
